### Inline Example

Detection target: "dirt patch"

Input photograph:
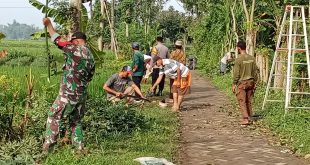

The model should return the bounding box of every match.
[178,71,307,165]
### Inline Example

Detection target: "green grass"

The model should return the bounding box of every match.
[44,106,178,165]
[208,71,310,156]
[0,40,179,165]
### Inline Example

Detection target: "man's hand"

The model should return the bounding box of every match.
[232,84,237,93]
[116,92,124,98]
[43,18,52,26]
[150,86,155,92]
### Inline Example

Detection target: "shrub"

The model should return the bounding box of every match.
[0,136,42,165]
[83,96,148,143]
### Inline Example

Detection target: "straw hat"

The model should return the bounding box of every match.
[175,40,183,46]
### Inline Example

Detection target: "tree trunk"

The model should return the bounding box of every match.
[273,16,286,88]
[125,8,130,38]
[103,0,118,58]
[231,0,239,57]
[256,53,263,82]
[126,22,129,38]
[98,0,104,51]
[89,0,93,19]
[70,0,81,33]
[111,0,115,51]
[242,0,256,56]
[264,55,269,83]
[274,53,286,88]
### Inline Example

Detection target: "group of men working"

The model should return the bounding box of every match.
[42,18,191,152]
[103,37,191,112]
[42,15,258,154]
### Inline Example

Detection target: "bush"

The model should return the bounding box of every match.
[0,136,42,165]
[83,96,148,143]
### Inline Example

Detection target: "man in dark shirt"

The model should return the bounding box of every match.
[150,36,169,96]
[103,66,144,103]
[131,42,145,90]
[233,41,258,125]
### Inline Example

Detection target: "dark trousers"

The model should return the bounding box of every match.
[132,76,143,96]
[152,68,165,94]
[169,78,174,99]
[132,76,143,89]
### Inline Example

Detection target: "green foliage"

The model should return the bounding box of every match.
[188,3,230,74]
[0,40,178,165]
[83,96,148,142]
[29,0,72,27]
[0,136,43,165]
[157,7,186,42]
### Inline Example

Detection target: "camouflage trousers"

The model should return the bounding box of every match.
[43,94,86,151]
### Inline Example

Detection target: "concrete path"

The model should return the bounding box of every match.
[178,71,307,165]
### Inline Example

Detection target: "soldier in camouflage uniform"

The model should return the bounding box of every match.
[42,18,95,152]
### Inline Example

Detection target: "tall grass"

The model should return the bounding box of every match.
[0,40,179,165]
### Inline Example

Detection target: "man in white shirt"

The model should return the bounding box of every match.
[150,56,191,112]
[220,50,235,74]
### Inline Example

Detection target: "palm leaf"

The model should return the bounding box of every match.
[29,0,68,25]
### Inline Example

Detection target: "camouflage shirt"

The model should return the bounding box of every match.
[51,33,95,101]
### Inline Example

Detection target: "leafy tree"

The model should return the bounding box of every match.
[157,6,185,42]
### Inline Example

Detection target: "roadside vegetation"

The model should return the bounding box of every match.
[184,0,310,157]
[0,40,177,165]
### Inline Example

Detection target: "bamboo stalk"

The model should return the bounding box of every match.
[45,0,51,82]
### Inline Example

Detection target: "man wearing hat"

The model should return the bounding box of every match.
[103,66,145,103]
[131,42,145,91]
[169,40,186,100]
[42,18,95,152]
[150,56,191,112]
[170,40,186,64]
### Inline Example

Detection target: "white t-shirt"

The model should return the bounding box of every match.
[159,59,189,78]
[144,55,152,61]
[221,52,232,64]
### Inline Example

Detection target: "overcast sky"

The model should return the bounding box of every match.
[0,0,185,28]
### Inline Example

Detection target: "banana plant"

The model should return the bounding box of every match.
[28,0,102,62]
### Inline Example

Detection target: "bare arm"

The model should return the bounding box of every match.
[43,18,57,37]
[103,84,123,97]
[151,74,164,90]
[133,64,138,72]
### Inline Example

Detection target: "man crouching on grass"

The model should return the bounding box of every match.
[150,56,191,112]
[103,66,145,103]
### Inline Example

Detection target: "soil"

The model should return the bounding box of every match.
[178,71,307,165]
